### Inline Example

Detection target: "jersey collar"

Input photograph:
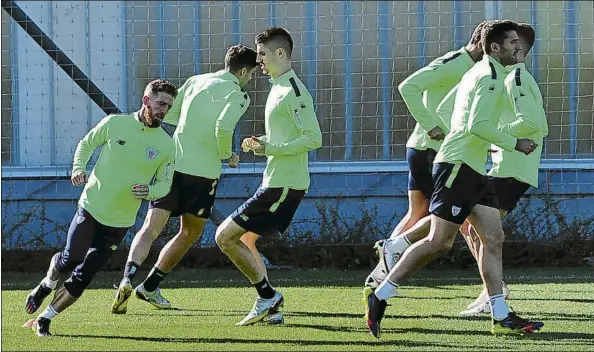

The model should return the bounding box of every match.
[269,69,295,85]
[458,46,475,66]
[216,70,241,86]
[484,54,509,76]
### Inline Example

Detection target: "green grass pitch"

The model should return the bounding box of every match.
[2,268,593,351]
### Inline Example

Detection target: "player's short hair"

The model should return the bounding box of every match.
[255,27,294,58]
[481,20,518,54]
[469,20,489,46]
[516,23,536,52]
[144,79,178,99]
[225,44,258,72]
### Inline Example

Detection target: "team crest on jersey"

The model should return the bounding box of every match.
[147,147,158,160]
[452,205,461,217]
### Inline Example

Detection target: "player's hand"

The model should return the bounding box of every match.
[251,136,266,155]
[227,152,240,168]
[514,138,538,155]
[241,137,254,153]
[132,184,150,199]
[71,172,87,186]
[427,126,446,141]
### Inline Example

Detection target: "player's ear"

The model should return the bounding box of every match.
[490,42,498,54]
[277,47,285,59]
[142,95,149,106]
[240,67,248,77]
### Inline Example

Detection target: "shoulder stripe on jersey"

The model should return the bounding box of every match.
[488,62,497,79]
[289,77,301,97]
[515,68,522,86]
[442,52,462,64]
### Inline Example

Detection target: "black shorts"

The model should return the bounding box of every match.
[429,162,499,224]
[406,148,437,200]
[231,186,305,236]
[149,171,219,219]
[489,177,531,212]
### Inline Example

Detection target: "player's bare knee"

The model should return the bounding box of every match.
[215,226,232,250]
[179,227,202,244]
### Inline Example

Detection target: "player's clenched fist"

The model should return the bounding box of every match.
[71,171,87,186]
[241,137,256,152]
[241,136,266,156]
[227,152,240,168]
[131,184,150,199]
[514,138,538,155]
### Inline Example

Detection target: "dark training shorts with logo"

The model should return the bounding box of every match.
[489,177,531,212]
[231,186,305,237]
[149,171,219,219]
[429,162,499,224]
[406,148,438,200]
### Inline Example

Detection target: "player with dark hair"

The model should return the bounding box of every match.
[215,27,322,326]
[363,21,489,291]
[111,45,258,314]
[24,79,178,337]
[365,20,544,337]
[457,23,548,316]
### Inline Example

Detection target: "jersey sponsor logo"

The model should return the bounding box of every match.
[110,245,118,251]
[513,97,522,113]
[76,214,85,225]
[451,205,461,217]
[294,109,303,128]
[117,139,126,145]
[488,84,495,91]
[165,163,172,180]
[240,214,249,221]
[147,147,158,160]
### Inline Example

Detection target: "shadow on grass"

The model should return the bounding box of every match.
[52,333,480,349]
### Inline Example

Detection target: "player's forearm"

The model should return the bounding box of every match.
[266,130,322,156]
[146,181,172,201]
[469,120,517,152]
[398,80,440,132]
[215,128,234,160]
[498,117,540,138]
[71,140,96,174]
[436,87,458,132]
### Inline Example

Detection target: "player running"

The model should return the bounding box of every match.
[111,45,258,314]
[24,80,177,336]
[365,20,544,338]
[215,27,322,326]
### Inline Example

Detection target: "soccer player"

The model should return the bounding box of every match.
[458,23,548,316]
[365,20,544,337]
[363,21,488,289]
[111,45,258,314]
[23,80,178,337]
[215,27,322,326]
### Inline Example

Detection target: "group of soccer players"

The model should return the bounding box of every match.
[362,20,547,337]
[24,27,321,336]
[21,19,547,339]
